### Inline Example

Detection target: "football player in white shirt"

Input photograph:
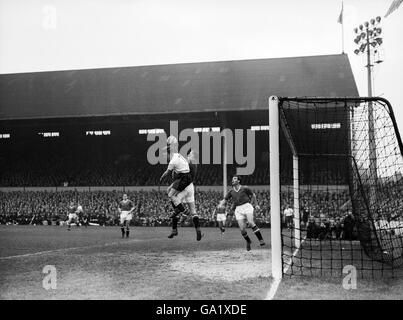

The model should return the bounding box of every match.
[160,137,203,241]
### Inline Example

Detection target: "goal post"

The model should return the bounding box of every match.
[269,96,282,280]
[269,95,403,279]
[270,96,303,280]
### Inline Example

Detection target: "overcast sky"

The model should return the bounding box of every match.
[0,0,402,129]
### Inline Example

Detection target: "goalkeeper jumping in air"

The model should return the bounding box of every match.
[160,136,203,241]
[217,175,265,251]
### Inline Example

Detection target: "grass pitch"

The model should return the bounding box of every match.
[0,225,272,300]
[1,225,402,300]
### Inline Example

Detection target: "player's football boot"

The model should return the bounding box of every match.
[259,240,266,246]
[246,240,252,251]
[168,230,178,238]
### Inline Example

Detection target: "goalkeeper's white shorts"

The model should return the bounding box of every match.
[234,203,254,223]
[120,211,133,223]
[216,213,227,222]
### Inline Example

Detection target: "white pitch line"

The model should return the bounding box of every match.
[0,238,151,261]
[265,236,306,300]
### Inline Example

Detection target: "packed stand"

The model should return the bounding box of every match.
[1,157,348,187]
[1,189,357,234]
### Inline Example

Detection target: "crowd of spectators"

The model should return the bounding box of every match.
[0,156,347,187]
[0,189,352,231]
[305,212,357,241]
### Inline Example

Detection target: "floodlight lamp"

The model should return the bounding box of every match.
[359,24,363,30]
[376,28,382,34]
[376,16,381,23]
[370,19,375,25]
[354,49,360,55]
[364,21,369,27]
[376,37,383,45]
[354,27,358,33]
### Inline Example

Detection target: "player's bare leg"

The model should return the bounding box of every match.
[237,219,252,251]
[246,212,265,246]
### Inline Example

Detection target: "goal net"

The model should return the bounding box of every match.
[269,96,403,279]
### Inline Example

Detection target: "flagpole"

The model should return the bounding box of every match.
[341,1,344,54]
[341,2,344,53]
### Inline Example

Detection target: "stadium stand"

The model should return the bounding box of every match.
[0,189,352,233]
[0,54,358,232]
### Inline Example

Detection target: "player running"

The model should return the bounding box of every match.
[118,194,135,238]
[66,201,83,231]
[160,137,202,241]
[217,176,265,251]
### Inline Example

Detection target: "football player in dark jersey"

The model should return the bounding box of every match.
[118,194,135,238]
[218,176,265,251]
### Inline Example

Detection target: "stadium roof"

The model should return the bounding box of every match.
[0,54,359,120]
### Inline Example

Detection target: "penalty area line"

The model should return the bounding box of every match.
[265,236,306,300]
